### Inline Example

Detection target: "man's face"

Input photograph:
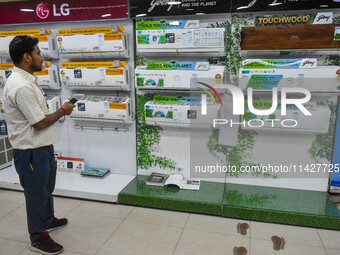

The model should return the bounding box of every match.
[29,45,44,72]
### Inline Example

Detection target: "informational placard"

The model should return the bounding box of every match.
[0,0,128,25]
[255,12,333,26]
[130,0,231,17]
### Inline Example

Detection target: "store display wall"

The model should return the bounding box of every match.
[0,18,137,200]
[135,11,340,192]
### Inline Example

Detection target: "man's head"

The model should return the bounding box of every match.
[9,36,44,73]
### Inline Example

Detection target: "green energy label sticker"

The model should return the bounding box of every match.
[246,75,283,89]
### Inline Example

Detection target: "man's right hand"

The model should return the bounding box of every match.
[61,101,76,116]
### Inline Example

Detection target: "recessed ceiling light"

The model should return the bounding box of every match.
[20,9,34,12]
[101,14,111,18]
[136,13,147,17]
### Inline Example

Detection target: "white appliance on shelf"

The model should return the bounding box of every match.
[46,96,61,113]
[239,65,340,93]
[0,64,13,86]
[70,95,132,123]
[60,62,129,90]
[145,100,220,128]
[57,27,128,58]
[0,29,58,60]
[35,64,60,90]
[241,104,331,134]
[136,28,225,56]
[135,65,225,89]
[0,63,60,90]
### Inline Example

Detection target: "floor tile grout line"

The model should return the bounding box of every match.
[94,206,135,255]
[316,229,329,255]
[0,202,23,219]
[16,244,29,255]
[172,213,190,255]
[0,236,29,245]
[250,236,327,248]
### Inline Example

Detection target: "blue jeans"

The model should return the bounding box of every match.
[13,145,56,243]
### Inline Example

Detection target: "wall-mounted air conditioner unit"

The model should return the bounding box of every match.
[57,26,128,58]
[0,64,14,86]
[137,27,225,56]
[0,62,60,90]
[241,103,331,134]
[70,96,132,123]
[60,61,129,90]
[145,97,220,128]
[239,60,340,93]
[35,63,60,90]
[46,96,61,113]
[135,63,225,89]
[0,29,58,60]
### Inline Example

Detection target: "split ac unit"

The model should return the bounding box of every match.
[239,64,340,93]
[70,96,132,123]
[241,104,331,134]
[35,64,60,90]
[57,27,128,58]
[135,65,225,89]
[60,62,129,90]
[145,99,220,128]
[0,64,13,86]
[0,29,58,60]
[137,28,225,56]
[46,96,61,113]
[0,63,60,90]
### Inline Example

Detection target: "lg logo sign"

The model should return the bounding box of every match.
[36,2,70,19]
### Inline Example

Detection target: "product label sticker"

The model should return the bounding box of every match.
[106,69,124,75]
[334,27,340,41]
[146,61,209,70]
[34,69,49,76]
[246,75,283,89]
[33,35,48,42]
[243,59,317,69]
[0,63,14,69]
[104,33,123,40]
[57,27,123,36]
[109,103,126,109]
[136,20,199,30]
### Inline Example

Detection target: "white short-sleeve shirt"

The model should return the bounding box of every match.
[3,67,58,149]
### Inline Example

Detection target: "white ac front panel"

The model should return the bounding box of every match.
[135,66,225,88]
[60,67,129,89]
[57,33,128,58]
[145,101,220,128]
[137,28,225,56]
[0,69,12,86]
[70,96,132,122]
[241,106,331,134]
[46,96,61,113]
[0,35,58,60]
[239,66,340,92]
[36,65,61,90]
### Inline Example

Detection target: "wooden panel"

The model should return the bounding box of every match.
[241,24,340,50]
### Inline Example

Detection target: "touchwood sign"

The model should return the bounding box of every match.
[255,12,333,26]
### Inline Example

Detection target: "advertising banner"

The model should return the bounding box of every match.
[0,0,128,25]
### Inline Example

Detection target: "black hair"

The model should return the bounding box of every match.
[9,36,39,65]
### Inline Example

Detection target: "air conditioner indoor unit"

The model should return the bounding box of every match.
[70,95,132,123]
[35,63,60,90]
[135,64,225,89]
[60,62,129,90]
[0,63,60,90]
[145,97,220,128]
[0,29,58,60]
[0,64,14,86]
[241,103,331,134]
[57,27,128,58]
[136,28,225,56]
[46,96,61,113]
[239,60,340,93]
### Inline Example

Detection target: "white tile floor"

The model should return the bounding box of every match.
[0,189,339,255]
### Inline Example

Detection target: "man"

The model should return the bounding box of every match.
[3,36,75,255]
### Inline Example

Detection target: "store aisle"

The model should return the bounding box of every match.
[0,189,339,255]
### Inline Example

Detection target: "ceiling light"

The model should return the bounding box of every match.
[20,9,34,12]
[168,1,181,5]
[101,14,111,18]
[136,13,147,17]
